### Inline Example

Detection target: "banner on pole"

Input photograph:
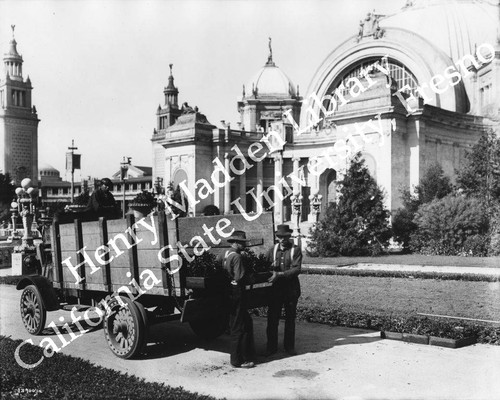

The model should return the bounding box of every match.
[66,153,81,172]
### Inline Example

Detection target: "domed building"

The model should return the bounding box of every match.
[152,0,499,228]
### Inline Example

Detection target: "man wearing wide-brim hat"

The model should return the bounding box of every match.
[265,224,302,356]
[224,230,256,368]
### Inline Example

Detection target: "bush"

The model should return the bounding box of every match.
[72,190,90,206]
[309,153,391,256]
[392,163,453,250]
[410,195,489,256]
[291,308,499,345]
[392,208,417,251]
[0,336,219,400]
[131,190,156,206]
[488,207,500,256]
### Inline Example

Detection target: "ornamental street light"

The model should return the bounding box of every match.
[309,191,323,223]
[290,191,303,247]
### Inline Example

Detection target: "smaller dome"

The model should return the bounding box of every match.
[247,63,297,98]
[39,163,60,175]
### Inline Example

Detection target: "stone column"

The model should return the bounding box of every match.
[292,156,301,193]
[409,120,420,191]
[273,153,283,224]
[239,159,247,211]
[224,153,231,214]
[214,147,221,211]
[256,157,263,210]
[308,158,320,222]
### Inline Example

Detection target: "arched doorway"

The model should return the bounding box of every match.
[319,168,337,219]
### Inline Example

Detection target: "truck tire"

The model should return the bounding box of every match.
[189,312,229,340]
[20,285,47,335]
[103,296,145,359]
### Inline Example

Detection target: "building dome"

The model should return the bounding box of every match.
[247,63,297,98]
[39,163,61,180]
[380,0,499,62]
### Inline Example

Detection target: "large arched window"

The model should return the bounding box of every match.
[325,58,418,112]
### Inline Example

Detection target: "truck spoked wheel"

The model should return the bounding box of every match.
[20,285,46,335]
[103,296,145,359]
[189,312,229,340]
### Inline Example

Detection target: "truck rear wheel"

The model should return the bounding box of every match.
[103,296,145,359]
[189,312,229,340]
[20,285,47,335]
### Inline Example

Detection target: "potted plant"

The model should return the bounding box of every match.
[241,249,273,283]
[66,190,90,213]
[183,252,227,290]
[240,249,273,309]
[129,190,156,219]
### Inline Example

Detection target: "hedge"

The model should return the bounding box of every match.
[293,307,500,345]
[0,336,220,400]
[301,266,500,282]
[250,306,499,345]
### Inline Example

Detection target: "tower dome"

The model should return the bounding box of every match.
[247,64,297,98]
[245,38,298,99]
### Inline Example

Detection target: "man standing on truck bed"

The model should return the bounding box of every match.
[224,230,256,368]
[85,178,119,219]
[266,224,302,356]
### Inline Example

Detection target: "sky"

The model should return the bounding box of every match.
[1,0,399,180]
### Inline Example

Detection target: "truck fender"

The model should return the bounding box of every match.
[16,275,60,311]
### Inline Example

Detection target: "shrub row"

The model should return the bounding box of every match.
[0,335,220,400]
[251,306,499,345]
[301,266,500,282]
[292,307,500,345]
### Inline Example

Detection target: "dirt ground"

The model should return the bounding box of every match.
[1,284,500,400]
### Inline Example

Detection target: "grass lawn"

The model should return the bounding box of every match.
[303,254,500,268]
[299,274,500,322]
[0,336,220,400]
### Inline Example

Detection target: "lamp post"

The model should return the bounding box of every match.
[290,191,303,247]
[309,191,323,223]
[120,157,131,219]
[11,178,39,274]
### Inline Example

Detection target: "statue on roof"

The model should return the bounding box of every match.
[357,10,386,41]
[181,102,195,114]
[267,37,274,65]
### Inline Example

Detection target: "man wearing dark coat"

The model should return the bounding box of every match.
[265,224,302,356]
[85,178,119,219]
[223,230,256,368]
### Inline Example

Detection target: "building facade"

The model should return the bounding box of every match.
[0,26,39,185]
[152,0,499,227]
[39,163,153,208]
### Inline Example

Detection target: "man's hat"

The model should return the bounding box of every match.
[227,230,248,243]
[276,224,293,237]
[100,178,113,188]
